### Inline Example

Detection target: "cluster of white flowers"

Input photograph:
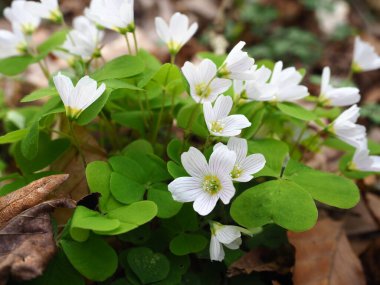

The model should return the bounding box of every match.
[319,37,380,173]
[0,0,61,59]
[2,0,380,263]
[169,137,265,261]
[57,16,104,63]
[169,138,265,215]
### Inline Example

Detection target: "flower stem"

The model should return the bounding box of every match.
[38,61,51,80]
[132,31,139,55]
[68,120,87,167]
[170,54,176,64]
[290,104,319,156]
[182,102,201,150]
[124,34,132,54]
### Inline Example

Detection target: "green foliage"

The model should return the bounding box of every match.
[21,88,58,103]
[28,250,84,285]
[169,233,208,255]
[0,55,36,76]
[0,129,28,144]
[361,103,380,124]
[249,27,322,65]
[20,122,40,160]
[284,160,360,209]
[277,102,316,121]
[37,29,69,56]
[91,55,145,81]
[126,247,170,284]
[77,89,111,125]
[231,179,318,232]
[0,8,366,283]
[61,236,118,281]
[14,132,70,174]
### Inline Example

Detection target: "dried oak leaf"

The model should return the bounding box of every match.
[0,198,76,285]
[288,219,366,285]
[0,174,69,228]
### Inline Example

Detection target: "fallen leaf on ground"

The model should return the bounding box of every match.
[0,198,76,285]
[0,174,69,228]
[288,219,366,285]
[51,125,106,224]
[227,244,295,277]
[360,238,380,285]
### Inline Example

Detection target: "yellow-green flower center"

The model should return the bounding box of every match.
[22,24,36,35]
[16,42,28,54]
[318,95,331,106]
[231,165,243,179]
[210,120,224,134]
[351,62,362,73]
[167,40,181,55]
[116,22,135,34]
[203,175,221,195]
[50,9,63,24]
[195,83,211,98]
[347,161,357,171]
[217,64,230,78]
[65,106,82,120]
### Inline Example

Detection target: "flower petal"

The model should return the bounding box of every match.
[193,193,219,216]
[227,137,247,164]
[168,177,203,202]
[209,145,236,177]
[181,147,209,178]
[210,235,224,261]
[53,72,74,107]
[215,225,241,244]
[241,153,266,175]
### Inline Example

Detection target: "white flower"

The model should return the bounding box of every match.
[350,141,380,172]
[168,146,236,216]
[0,28,27,59]
[27,0,62,23]
[85,0,134,34]
[155,12,198,55]
[233,80,245,96]
[245,65,272,101]
[215,137,265,182]
[182,59,231,103]
[316,0,349,35]
[353,37,380,72]
[61,16,104,61]
[256,61,308,102]
[218,41,255,80]
[232,65,272,99]
[330,104,366,148]
[319,66,360,106]
[209,222,251,262]
[53,73,106,119]
[4,0,41,34]
[203,95,251,137]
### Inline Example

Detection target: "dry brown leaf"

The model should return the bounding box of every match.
[0,174,69,228]
[288,219,366,285]
[366,193,380,222]
[50,125,106,223]
[228,244,295,278]
[0,198,76,285]
[361,238,380,285]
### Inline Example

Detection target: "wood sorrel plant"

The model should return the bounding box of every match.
[0,0,379,284]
